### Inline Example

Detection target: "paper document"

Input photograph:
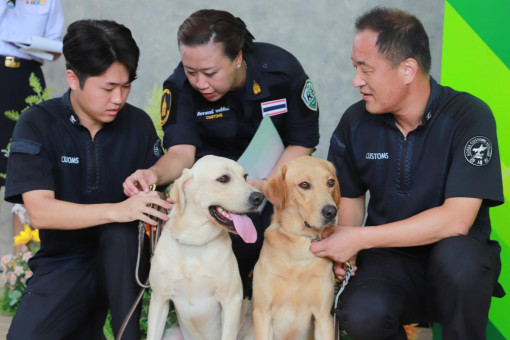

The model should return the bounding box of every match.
[237,115,284,214]
[237,115,284,180]
[4,36,63,61]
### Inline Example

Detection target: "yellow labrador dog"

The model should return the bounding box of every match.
[147,155,264,340]
[252,156,340,340]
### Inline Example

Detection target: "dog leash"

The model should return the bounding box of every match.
[334,261,353,340]
[117,185,167,340]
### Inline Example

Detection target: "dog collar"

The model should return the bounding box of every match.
[302,234,321,242]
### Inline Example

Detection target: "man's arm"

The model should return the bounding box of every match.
[123,144,195,196]
[23,189,171,230]
[311,196,481,263]
[337,195,365,226]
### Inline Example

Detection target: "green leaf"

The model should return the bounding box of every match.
[8,290,22,299]
[4,110,19,121]
[29,73,42,95]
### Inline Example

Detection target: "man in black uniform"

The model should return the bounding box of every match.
[311,7,504,340]
[5,20,171,340]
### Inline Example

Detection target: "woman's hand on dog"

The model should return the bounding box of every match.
[111,191,171,225]
[123,168,158,196]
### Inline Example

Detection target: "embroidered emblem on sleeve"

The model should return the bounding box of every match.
[160,89,172,126]
[153,139,162,158]
[301,79,318,111]
[464,136,492,166]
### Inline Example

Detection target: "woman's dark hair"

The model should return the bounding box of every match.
[63,19,140,87]
[177,9,255,61]
[355,7,431,74]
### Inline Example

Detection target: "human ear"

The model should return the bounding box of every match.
[401,58,418,84]
[66,70,79,90]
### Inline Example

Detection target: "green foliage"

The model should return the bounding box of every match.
[0,242,40,315]
[3,110,19,122]
[144,83,164,141]
[102,288,178,339]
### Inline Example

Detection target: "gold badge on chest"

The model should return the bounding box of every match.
[253,80,261,95]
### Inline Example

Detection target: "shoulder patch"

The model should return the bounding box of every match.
[160,88,172,125]
[153,138,163,158]
[301,79,317,111]
[464,136,492,166]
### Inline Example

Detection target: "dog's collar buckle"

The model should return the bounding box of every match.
[303,234,321,242]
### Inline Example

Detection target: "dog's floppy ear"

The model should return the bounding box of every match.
[170,169,193,215]
[327,162,341,207]
[265,165,287,210]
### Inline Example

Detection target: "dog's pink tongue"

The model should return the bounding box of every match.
[231,213,257,243]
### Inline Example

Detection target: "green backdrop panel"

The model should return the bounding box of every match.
[442,1,509,339]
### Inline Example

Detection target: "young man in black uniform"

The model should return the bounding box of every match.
[311,7,504,340]
[5,20,171,340]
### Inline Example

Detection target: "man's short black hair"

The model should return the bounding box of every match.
[356,7,431,74]
[63,19,140,87]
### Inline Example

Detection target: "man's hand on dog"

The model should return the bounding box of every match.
[310,226,359,280]
[112,191,171,225]
[123,169,158,196]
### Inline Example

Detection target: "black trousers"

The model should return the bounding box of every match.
[336,236,502,340]
[7,224,150,340]
[0,57,45,187]
[7,259,107,340]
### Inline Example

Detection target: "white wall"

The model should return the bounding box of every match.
[43,0,444,159]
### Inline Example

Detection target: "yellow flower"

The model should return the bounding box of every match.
[14,224,39,245]
[404,323,422,340]
[32,228,40,242]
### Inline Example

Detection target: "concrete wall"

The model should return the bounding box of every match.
[43,0,444,159]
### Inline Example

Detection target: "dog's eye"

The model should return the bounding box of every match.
[217,175,230,183]
[298,181,311,190]
[327,179,335,187]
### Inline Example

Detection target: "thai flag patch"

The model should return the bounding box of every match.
[261,98,287,117]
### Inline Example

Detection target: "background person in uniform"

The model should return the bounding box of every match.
[123,9,320,288]
[311,7,504,340]
[5,19,171,339]
[0,0,64,255]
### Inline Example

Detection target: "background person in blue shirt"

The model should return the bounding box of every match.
[0,0,64,255]
[311,7,504,340]
[123,9,320,289]
[5,19,171,339]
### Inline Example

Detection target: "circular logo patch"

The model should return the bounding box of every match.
[160,89,172,126]
[464,136,492,166]
[153,139,162,158]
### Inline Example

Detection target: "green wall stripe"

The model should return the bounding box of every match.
[442,1,509,338]
[447,0,510,69]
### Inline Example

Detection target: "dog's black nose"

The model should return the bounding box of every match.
[249,192,265,206]
[322,205,337,221]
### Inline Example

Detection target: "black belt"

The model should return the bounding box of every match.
[1,55,41,69]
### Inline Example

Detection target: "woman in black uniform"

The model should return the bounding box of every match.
[123,9,320,289]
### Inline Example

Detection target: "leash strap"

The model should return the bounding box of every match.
[118,186,168,340]
[334,261,353,340]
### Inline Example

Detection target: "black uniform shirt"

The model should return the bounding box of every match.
[328,77,504,243]
[160,42,320,161]
[5,90,162,270]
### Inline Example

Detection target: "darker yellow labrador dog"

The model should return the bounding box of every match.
[252,155,340,340]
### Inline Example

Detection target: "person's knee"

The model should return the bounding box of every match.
[337,292,401,339]
[429,236,493,291]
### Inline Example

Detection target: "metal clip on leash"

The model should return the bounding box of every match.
[118,184,167,340]
[334,261,353,340]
